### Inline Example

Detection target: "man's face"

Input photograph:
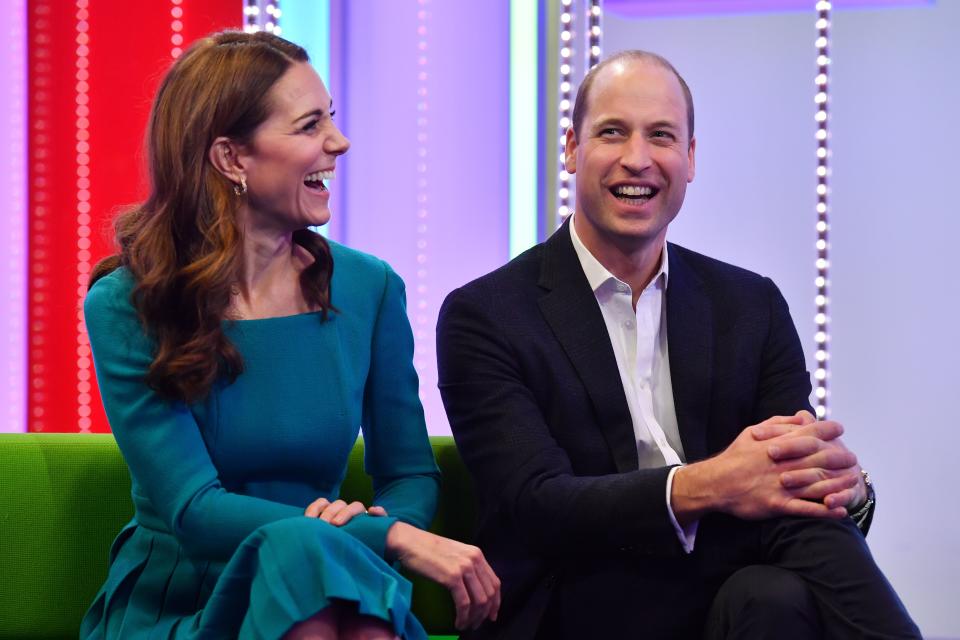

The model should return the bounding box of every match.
[566,60,695,254]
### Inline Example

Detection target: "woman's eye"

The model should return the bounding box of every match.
[301,119,320,132]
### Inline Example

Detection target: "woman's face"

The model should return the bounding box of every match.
[236,61,349,233]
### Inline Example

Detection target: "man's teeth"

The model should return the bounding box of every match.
[614,185,653,197]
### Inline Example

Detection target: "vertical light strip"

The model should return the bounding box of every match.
[587,0,602,70]
[413,0,431,389]
[264,1,280,34]
[556,0,575,227]
[29,1,51,432]
[243,0,259,32]
[813,1,831,419]
[280,0,330,238]
[280,0,329,83]
[75,0,92,432]
[170,0,184,58]
[1,0,27,432]
[509,0,538,257]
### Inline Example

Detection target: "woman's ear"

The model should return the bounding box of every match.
[208,136,246,184]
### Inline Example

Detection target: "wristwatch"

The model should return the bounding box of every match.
[848,469,875,532]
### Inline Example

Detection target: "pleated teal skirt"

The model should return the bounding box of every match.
[80,517,428,639]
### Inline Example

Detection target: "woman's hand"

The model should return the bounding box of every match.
[386,521,501,631]
[304,498,388,526]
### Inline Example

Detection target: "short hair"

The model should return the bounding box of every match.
[571,50,695,143]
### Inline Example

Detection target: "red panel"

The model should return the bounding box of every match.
[28,0,239,433]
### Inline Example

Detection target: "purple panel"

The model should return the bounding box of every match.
[605,0,933,19]
[341,0,510,435]
[0,0,26,433]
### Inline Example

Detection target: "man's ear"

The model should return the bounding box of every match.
[564,127,578,174]
[687,135,696,183]
[208,136,246,184]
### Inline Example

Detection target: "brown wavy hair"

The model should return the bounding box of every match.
[90,31,334,404]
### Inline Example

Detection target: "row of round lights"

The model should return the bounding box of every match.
[414,0,431,393]
[813,1,832,419]
[556,0,575,223]
[170,0,184,59]
[29,1,51,430]
[243,0,282,35]
[587,1,602,70]
[75,0,93,432]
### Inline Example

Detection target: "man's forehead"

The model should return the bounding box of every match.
[587,60,686,120]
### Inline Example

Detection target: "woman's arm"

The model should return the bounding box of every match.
[86,271,313,562]
[337,262,441,557]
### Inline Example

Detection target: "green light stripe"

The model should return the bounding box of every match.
[509,0,538,257]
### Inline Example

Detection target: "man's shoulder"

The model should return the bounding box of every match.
[669,242,772,291]
[449,241,546,302]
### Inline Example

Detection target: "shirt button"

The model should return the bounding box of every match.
[624,320,634,329]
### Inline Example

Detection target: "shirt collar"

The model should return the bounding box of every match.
[568,215,669,294]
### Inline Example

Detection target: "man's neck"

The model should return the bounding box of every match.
[572,214,666,305]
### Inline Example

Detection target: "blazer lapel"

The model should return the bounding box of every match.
[536,221,639,473]
[666,244,712,463]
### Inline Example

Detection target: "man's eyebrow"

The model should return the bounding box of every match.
[292,100,334,124]
[647,119,680,131]
[591,116,629,130]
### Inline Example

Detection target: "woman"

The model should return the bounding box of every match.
[81,31,499,640]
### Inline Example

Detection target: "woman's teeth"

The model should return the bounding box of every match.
[304,170,334,190]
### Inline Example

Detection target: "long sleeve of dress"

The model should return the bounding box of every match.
[339,262,440,557]
[86,272,310,562]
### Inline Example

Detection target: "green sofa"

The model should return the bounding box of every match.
[0,433,473,639]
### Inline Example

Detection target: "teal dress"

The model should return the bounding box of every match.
[79,243,440,639]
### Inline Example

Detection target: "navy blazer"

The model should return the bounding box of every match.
[436,220,815,638]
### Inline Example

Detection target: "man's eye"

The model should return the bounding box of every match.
[599,128,621,137]
[652,130,674,140]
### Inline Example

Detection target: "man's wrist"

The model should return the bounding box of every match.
[847,470,875,529]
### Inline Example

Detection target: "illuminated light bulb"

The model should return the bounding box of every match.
[815,405,826,418]
[816,258,828,270]
[815,331,827,343]
[815,368,827,381]
[815,36,828,48]
[815,277,826,288]
[815,387,827,399]
[816,350,827,362]
[816,129,827,140]
[816,184,827,196]
[815,313,827,325]
[816,221,827,232]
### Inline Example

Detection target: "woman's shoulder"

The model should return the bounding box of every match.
[85,267,137,318]
[328,241,402,291]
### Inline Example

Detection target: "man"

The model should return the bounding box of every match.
[436,51,919,638]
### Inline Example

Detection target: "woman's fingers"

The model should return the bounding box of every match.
[367,505,388,517]
[330,501,367,526]
[304,497,329,518]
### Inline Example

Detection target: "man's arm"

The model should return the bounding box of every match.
[437,285,685,557]
[673,278,867,527]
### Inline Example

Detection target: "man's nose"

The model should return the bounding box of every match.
[620,135,652,173]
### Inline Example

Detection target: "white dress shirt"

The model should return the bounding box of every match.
[569,219,697,552]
